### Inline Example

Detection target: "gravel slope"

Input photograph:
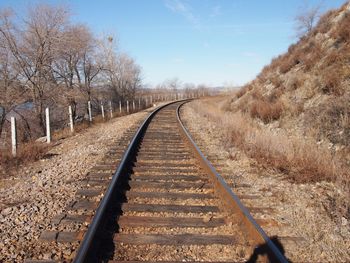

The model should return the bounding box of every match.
[0,110,148,262]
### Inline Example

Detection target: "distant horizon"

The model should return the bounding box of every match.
[0,0,346,87]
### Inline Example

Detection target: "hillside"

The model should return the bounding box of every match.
[219,1,350,221]
[179,5,350,258]
[226,2,350,152]
[183,2,350,245]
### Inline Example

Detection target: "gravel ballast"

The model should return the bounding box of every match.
[0,110,148,262]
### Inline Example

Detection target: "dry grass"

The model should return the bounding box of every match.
[0,141,49,177]
[0,110,135,176]
[192,100,348,184]
[193,99,349,221]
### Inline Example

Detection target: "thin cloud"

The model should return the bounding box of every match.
[164,0,200,27]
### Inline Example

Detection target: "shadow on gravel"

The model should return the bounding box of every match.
[97,152,138,262]
[41,153,59,159]
[246,236,291,263]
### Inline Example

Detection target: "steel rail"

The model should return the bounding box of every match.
[74,99,288,263]
[176,101,289,263]
[73,101,182,263]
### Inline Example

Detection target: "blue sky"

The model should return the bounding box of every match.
[0,0,346,87]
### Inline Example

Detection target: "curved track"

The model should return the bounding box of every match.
[74,101,288,263]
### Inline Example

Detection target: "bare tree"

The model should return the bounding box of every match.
[0,3,143,141]
[0,35,24,137]
[76,38,103,103]
[101,36,141,102]
[295,2,322,37]
[165,78,182,91]
[52,24,94,118]
[0,5,69,132]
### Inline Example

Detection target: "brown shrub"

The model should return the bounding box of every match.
[267,56,281,72]
[250,89,263,100]
[323,49,343,68]
[291,102,305,117]
[285,72,305,90]
[279,56,296,74]
[235,86,249,99]
[316,10,337,34]
[235,95,250,114]
[220,97,236,112]
[321,66,345,95]
[250,99,284,123]
[302,42,323,71]
[269,75,283,88]
[287,43,298,54]
[268,87,284,102]
[307,94,350,146]
[333,13,350,42]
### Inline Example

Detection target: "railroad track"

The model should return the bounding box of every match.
[71,101,288,263]
[29,101,288,262]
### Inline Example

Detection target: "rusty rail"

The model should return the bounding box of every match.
[73,100,288,263]
[73,101,181,263]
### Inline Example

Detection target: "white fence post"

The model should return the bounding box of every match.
[119,101,122,114]
[46,107,51,143]
[101,103,105,120]
[133,100,135,111]
[69,106,74,133]
[138,98,141,109]
[145,98,148,107]
[11,117,16,157]
[127,100,129,113]
[109,101,113,118]
[88,101,92,122]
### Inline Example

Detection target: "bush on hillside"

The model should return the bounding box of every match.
[321,66,345,95]
[333,13,350,42]
[250,98,284,123]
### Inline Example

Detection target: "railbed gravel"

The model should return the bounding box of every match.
[181,101,350,262]
[115,244,251,262]
[0,110,148,262]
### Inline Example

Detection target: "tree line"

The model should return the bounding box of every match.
[0,4,141,140]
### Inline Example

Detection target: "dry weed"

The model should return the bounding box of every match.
[192,100,348,184]
[0,141,49,177]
